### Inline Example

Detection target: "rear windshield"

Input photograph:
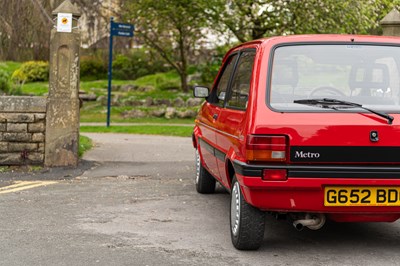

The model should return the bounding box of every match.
[269,44,400,112]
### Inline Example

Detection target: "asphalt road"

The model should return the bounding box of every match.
[0,133,400,266]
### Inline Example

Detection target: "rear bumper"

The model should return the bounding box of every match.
[233,160,400,222]
[233,160,400,179]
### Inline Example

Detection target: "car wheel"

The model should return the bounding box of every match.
[230,176,265,250]
[195,149,216,194]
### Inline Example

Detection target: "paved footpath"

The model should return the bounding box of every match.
[80,133,194,179]
[82,133,193,163]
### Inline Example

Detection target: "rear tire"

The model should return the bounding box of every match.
[195,149,216,194]
[230,176,265,250]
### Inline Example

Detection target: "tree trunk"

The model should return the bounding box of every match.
[180,71,188,93]
[178,29,189,92]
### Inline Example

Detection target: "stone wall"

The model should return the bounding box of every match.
[0,96,47,165]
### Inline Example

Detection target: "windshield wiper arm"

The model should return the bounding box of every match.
[294,98,394,124]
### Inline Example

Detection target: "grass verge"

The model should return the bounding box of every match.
[0,61,22,75]
[0,166,9,173]
[79,134,93,157]
[80,125,193,137]
[20,81,48,95]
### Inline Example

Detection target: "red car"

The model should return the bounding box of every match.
[192,34,400,250]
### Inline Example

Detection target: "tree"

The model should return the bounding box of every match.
[286,0,396,35]
[0,0,52,61]
[0,0,117,61]
[201,0,290,42]
[202,0,400,43]
[125,0,207,92]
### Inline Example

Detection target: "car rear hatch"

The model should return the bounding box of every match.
[288,117,400,165]
[265,41,400,169]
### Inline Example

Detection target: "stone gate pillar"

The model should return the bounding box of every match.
[380,8,400,36]
[45,0,81,167]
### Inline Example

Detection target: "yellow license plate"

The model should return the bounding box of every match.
[324,186,400,206]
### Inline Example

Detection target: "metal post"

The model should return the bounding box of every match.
[107,17,114,127]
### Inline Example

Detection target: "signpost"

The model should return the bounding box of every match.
[107,17,134,127]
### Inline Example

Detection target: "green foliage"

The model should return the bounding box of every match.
[11,69,27,83]
[80,125,193,137]
[79,135,93,157]
[11,61,49,83]
[8,84,23,95]
[195,45,228,86]
[0,166,9,173]
[80,56,107,81]
[113,49,167,80]
[197,62,220,87]
[0,66,21,95]
[0,61,22,76]
[156,77,180,91]
[133,71,180,91]
[125,0,208,91]
[201,0,400,42]
[287,1,385,35]
[112,55,134,79]
[18,81,48,96]
[0,69,10,93]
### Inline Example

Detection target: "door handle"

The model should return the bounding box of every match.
[213,114,218,120]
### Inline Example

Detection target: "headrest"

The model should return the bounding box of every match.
[349,63,389,91]
[271,59,298,87]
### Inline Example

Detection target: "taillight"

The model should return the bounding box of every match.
[246,135,287,162]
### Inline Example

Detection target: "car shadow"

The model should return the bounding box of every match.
[261,215,400,251]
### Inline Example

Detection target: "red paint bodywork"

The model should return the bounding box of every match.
[193,35,400,222]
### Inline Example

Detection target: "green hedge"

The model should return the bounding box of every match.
[80,56,107,81]
[11,61,49,83]
[0,69,10,93]
[113,49,168,80]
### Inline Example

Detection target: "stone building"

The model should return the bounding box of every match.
[77,0,133,49]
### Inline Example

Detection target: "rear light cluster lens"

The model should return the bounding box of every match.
[246,135,287,162]
[262,169,287,181]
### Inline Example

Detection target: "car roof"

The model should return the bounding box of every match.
[222,34,400,63]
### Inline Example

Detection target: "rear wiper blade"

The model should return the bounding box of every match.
[294,98,394,125]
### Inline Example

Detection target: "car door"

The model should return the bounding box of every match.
[197,53,239,180]
[215,50,256,187]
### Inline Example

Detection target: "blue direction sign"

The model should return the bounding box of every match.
[111,21,135,37]
[111,29,134,37]
[107,17,135,127]
[112,22,134,32]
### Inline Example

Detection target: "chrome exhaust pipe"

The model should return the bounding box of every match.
[293,213,326,231]
[293,221,304,231]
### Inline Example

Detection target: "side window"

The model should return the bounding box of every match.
[214,54,239,106]
[226,51,256,109]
